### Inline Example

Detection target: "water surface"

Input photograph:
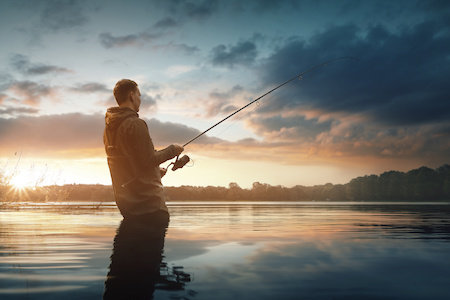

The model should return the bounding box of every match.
[1,201,449,299]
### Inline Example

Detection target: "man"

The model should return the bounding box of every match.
[103,79,183,222]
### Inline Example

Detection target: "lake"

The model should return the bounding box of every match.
[1,201,450,299]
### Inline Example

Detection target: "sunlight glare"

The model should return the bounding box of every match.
[10,171,38,189]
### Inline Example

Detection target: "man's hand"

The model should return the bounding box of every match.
[173,144,184,156]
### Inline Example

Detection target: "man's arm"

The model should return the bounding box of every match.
[131,119,183,168]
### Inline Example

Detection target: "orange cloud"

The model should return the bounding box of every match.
[8,81,58,106]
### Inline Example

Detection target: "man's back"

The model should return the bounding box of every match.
[104,106,176,218]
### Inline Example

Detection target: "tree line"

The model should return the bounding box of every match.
[1,165,449,203]
[164,164,450,201]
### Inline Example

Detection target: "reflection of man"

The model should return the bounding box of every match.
[104,79,183,220]
[103,217,167,299]
[103,216,191,299]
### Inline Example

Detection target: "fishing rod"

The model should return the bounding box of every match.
[171,56,357,170]
[183,56,356,147]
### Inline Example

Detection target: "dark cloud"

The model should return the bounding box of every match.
[27,65,72,75]
[0,74,12,92]
[151,42,199,55]
[210,40,258,68]
[139,94,158,112]
[0,113,104,157]
[10,54,28,71]
[214,14,450,166]
[0,111,446,168]
[70,82,109,93]
[206,85,244,117]
[0,113,222,158]
[258,18,450,127]
[144,117,223,146]
[418,0,450,15]
[161,0,219,22]
[248,0,300,12]
[0,106,39,116]
[99,0,219,49]
[249,115,333,142]
[98,32,160,49]
[11,54,73,76]
[99,32,199,54]
[97,1,216,53]
[40,0,89,31]
[152,17,180,30]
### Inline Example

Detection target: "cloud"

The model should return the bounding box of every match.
[187,17,450,166]
[225,14,450,167]
[249,114,333,142]
[152,17,180,30]
[161,0,219,22]
[70,82,109,93]
[248,0,300,12]
[0,113,104,158]
[236,112,450,168]
[8,80,57,106]
[0,94,7,104]
[39,0,89,31]
[139,94,158,112]
[0,106,40,116]
[69,82,114,108]
[0,113,222,159]
[0,109,447,174]
[11,54,73,76]
[99,32,199,54]
[209,40,258,68]
[205,85,244,117]
[144,117,223,146]
[99,32,160,49]
[258,19,450,127]
[151,42,199,55]
[97,0,217,51]
[97,1,216,53]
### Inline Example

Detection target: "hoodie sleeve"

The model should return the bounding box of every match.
[128,118,178,169]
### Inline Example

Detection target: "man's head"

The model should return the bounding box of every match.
[113,79,141,111]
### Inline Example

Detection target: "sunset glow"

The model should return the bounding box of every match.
[1,1,449,188]
[9,172,34,189]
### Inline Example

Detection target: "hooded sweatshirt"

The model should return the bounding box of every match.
[103,107,177,218]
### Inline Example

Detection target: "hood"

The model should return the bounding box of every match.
[105,107,138,130]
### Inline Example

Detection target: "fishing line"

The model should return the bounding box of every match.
[183,56,356,147]
[169,56,357,171]
[205,88,282,144]
[172,90,278,168]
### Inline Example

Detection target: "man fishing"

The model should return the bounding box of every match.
[103,79,184,223]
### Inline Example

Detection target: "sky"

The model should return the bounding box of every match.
[0,0,449,189]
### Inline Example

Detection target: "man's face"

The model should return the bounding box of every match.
[131,87,141,112]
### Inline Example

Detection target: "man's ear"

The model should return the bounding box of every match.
[129,91,135,101]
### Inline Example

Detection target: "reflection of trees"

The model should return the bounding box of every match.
[103,214,192,299]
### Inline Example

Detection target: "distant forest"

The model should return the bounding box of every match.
[1,165,449,202]
[167,164,450,201]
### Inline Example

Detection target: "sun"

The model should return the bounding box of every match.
[9,171,36,190]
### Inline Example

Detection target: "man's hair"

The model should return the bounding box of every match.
[113,79,138,105]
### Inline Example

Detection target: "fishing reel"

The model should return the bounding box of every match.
[171,155,190,171]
